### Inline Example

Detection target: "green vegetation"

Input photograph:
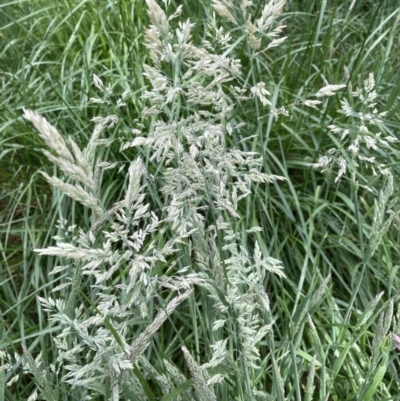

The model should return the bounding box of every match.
[1,0,400,400]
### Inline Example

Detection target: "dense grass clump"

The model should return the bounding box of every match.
[1,1,400,400]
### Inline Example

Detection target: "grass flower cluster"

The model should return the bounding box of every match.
[311,73,398,183]
[1,0,400,400]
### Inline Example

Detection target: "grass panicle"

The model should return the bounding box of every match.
[1,0,400,400]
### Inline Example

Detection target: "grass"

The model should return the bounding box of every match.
[1,0,400,400]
